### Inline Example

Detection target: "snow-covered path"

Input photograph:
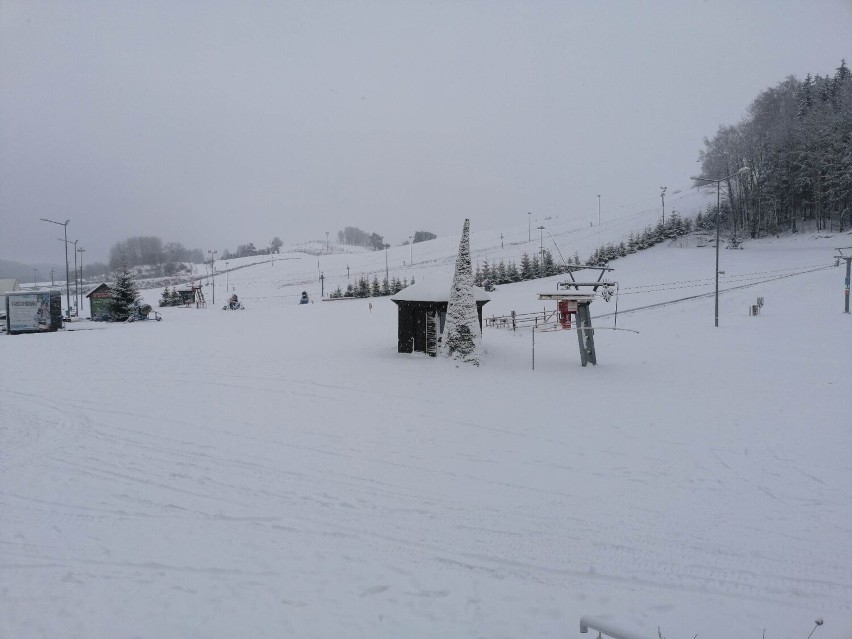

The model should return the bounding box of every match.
[2,235,850,638]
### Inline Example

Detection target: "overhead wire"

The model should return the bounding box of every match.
[593,264,833,319]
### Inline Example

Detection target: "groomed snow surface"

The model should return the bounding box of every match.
[2,229,850,639]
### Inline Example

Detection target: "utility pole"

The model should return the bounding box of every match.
[385,244,389,283]
[71,239,78,315]
[528,212,531,242]
[40,218,71,317]
[77,247,85,311]
[597,194,601,245]
[50,268,54,287]
[33,268,38,288]
[320,272,325,297]
[208,250,217,305]
[691,167,750,327]
[836,248,852,313]
[660,186,667,225]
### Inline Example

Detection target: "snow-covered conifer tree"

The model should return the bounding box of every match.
[109,259,139,321]
[441,219,481,365]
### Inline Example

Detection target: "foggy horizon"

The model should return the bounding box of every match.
[1,1,850,265]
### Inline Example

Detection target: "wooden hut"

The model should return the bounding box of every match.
[85,283,113,321]
[390,278,490,354]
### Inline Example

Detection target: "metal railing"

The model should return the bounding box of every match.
[485,308,558,330]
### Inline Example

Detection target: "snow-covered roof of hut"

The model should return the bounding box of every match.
[390,277,490,303]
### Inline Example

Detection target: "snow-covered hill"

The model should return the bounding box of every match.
[1,222,850,639]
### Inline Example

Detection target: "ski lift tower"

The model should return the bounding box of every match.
[538,265,615,367]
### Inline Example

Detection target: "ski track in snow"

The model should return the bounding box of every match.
[1,234,851,638]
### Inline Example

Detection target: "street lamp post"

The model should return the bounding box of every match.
[57,238,78,312]
[660,186,667,225]
[597,194,601,245]
[77,247,85,312]
[597,194,601,227]
[40,218,71,317]
[528,212,531,242]
[33,268,38,288]
[71,239,79,315]
[691,167,750,327]
[537,225,545,275]
[208,250,217,305]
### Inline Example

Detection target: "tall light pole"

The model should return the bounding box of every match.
[225,261,229,292]
[384,243,389,283]
[597,194,601,245]
[528,212,532,242]
[660,186,667,225]
[325,231,329,254]
[77,247,85,312]
[33,268,38,288]
[40,217,71,317]
[409,235,413,265]
[71,239,79,315]
[207,250,217,305]
[537,225,545,275]
[597,194,601,225]
[691,167,750,327]
[57,238,78,313]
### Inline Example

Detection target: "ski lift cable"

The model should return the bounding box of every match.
[545,229,571,269]
[618,263,831,292]
[619,264,832,295]
[593,264,832,319]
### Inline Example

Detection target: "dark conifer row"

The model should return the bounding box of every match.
[328,276,415,299]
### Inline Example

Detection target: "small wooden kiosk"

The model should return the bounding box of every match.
[86,283,113,321]
[391,279,490,354]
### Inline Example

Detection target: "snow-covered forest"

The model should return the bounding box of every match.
[697,60,851,237]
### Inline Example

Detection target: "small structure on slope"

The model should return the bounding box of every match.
[390,278,490,355]
[85,283,113,321]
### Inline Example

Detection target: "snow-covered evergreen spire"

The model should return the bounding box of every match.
[441,219,481,365]
[109,258,140,321]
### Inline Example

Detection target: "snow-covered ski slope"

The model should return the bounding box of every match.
[2,216,850,638]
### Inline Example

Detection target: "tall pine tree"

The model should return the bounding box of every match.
[109,259,139,321]
[442,219,481,366]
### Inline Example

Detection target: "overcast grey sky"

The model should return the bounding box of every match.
[1,1,850,264]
